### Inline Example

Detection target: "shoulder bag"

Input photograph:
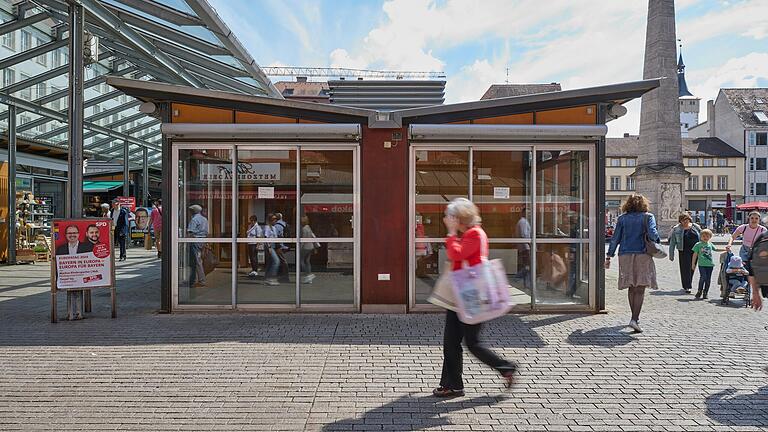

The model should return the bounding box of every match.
[643,213,667,259]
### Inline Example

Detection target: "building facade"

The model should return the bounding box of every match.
[606,135,745,225]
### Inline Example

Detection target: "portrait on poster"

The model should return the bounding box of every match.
[53,219,114,290]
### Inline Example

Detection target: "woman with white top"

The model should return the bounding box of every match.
[300,216,320,284]
[726,211,767,264]
[246,215,263,278]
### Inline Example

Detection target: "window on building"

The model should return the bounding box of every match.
[626,176,635,191]
[757,98,765,104]
[35,37,47,66]
[718,176,728,190]
[18,73,31,100]
[755,111,768,123]
[626,158,637,167]
[750,158,756,170]
[1,30,15,50]
[35,83,45,99]
[687,158,699,167]
[751,183,756,195]
[717,158,728,167]
[2,68,14,88]
[610,176,621,191]
[35,120,46,133]
[282,88,294,96]
[758,132,768,146]
[688,176,698,191]
[20,30,31,51]
[610,158,621,167]
[19,115,30,125]
[703,176,713,191]
[702,158,713,167]
[758,158,768,171]
[757,183,768,196]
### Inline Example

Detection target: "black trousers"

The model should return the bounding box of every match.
[114,231,126,259]
[678,250,694,290]
[247,244,259,272]
[440,310,514,390]
[276,247,290,282]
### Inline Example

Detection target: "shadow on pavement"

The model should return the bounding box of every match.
[705,386,768,427]
[566,325,636,348]
[320,393,508,432]
[650,289,686,296]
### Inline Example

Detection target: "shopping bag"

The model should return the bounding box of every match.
[427,261,457,311]
[450,258,512,324]
[201,245,219,274]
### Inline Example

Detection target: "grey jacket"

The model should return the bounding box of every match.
[668,223,702,260]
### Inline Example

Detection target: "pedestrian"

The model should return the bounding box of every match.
[668,213,701,293]
[716,210,725,234]
[433,198,517,397]
[605,194,660,333]
[112,200,129,261]
[692,229,718,299]
[186,204,208,288]
[262,214,280,286]
[300,216,319,284]
[99,203,111,218]
[273,212,290,283]
[726,211,767,264]
[246,215,263,278]
[149,199,163,258]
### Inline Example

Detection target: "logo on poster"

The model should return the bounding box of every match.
[200,163,280,182]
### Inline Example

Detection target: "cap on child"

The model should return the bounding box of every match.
[728,256,743,267]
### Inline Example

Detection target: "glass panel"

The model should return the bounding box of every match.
[237,149,297,240]
[534,243,589,306]
[415,150,469,238]
[413,241,532,308]
[473,150,532,239]
[236,243,296,304]
[535,150,589,239]
[300,150,354,238]
[178,242,231,305]
[300,241,354,304]
[178,149,232,238]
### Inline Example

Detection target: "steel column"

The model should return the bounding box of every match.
[123,141,130,197]
[7,105,17,265]
[142,146,149,206]
[67,1,84,218]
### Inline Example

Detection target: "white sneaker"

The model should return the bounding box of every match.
[248,271,258,278]
[265,279,279,286]
[629,320,643,333]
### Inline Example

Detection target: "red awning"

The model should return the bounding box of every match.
[736,201,768,211]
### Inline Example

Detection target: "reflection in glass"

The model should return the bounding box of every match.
[300,150,354,238]
[178,149,232,238]
[534,243,589,305]
[415,150,469,238]
[473,151,532,239]
[236,243,295,304]
[300,242,354,304]
[413,241,532,309]
[237,149,297,239]
[535,150,589,239]
[178,242,231,305]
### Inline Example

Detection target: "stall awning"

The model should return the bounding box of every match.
[409,124,607,141]
[83,181,124,193]
[161,123,362,140]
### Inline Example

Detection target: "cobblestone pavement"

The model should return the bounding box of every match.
[0,245,767,431]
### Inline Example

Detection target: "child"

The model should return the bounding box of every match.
[726,255,750,297]
[692,229,718,299]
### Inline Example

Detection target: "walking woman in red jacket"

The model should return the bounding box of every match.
[433,198,517,397]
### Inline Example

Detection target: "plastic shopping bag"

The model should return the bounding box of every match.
[450,259,512,324]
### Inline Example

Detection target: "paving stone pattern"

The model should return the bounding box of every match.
[0,246,767,431]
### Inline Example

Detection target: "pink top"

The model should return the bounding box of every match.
[149,206,163,231]
[734,223,767,247]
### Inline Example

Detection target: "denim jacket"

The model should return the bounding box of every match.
[607,212,660,257]
[667,223,702,259]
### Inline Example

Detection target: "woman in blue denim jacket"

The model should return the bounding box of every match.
[605,194,660,333]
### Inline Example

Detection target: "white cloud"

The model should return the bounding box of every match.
[679,0,768,44]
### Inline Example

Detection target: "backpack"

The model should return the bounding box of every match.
[277,220,293,239]
[750,233,768,286]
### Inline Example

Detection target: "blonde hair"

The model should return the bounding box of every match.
[445,198,482,226]
[621,194,650,214]
[700,229,713,239]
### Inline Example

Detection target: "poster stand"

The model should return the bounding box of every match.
[50,218,117,323]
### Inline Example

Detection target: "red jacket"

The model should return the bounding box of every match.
[445,226,488,271]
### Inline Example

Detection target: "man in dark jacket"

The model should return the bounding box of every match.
[55,225,93,255]
[112,200,130,261]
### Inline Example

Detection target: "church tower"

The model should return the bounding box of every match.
[678,51,700,137]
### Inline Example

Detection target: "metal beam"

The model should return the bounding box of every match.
[151,38,246,76]
[31,100,141,139]
[7,105,16,265]
[34,64,139,105]
[0,38,68,70]
[83,120,160,151]
[123,141,130,197]
[0,65,69,95]
[113,0,203,26]
[79,0,204,88]
[67,1,84,218]
[0,12,49,37]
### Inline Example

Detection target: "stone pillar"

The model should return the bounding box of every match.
[633,0,688,236]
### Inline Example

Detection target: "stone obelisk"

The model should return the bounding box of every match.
[633,0,687,235]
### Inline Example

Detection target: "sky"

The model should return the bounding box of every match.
[208,0,768,137]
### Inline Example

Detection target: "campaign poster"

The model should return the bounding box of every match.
[134,207,150,233]
[116,196,136,212]
[52,219,114,290]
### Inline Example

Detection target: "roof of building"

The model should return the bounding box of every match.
[606,135,745,158]
[721,88,768,128]
[481,83,562,100]
[328,80,446,111]
[274,80,329,97]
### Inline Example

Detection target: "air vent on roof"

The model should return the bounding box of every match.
[755,111,768,123]
[757,98,765,104]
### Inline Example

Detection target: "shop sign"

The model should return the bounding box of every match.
[258,187,275,199]
[606,200,621,208]
[116,196,136,211]
[199,162,280,182]
[711,201,727,208]
[52,218,114,290]
[15,177,31,190]
[493,187,510,199]
[187,190,295,200]
[303,204,353,213]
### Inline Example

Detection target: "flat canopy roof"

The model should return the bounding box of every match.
[107,77,661,128]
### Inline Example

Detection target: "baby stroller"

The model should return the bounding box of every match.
[717,251,752,307]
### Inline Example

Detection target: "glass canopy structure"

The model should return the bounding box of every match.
[0,0,278,170]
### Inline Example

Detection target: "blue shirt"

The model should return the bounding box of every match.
[607,212,660,257]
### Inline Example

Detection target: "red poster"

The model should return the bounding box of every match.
[116,196,136,212]
[52,219,114,290]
